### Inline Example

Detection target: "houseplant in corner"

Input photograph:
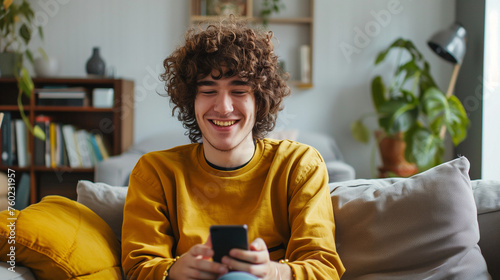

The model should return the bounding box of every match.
[260,0,285,26]
[1,0,45,139]
[351,38,469,176]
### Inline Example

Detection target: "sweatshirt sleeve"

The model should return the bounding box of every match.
[285,149,345,279]
[121,157,177,279]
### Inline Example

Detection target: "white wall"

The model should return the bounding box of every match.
[482,0,500,180]
[30,0,456,178]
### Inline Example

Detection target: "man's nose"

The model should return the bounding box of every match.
[214,92,233,114]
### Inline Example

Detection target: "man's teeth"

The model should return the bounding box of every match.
[212,120,236,127]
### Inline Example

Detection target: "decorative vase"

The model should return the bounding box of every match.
[0,52,21,77]
[213,0,245,16]
[34,56,59,77]
[375,131,418,178]
[85,47,106,77]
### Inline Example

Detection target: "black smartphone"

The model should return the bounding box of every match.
[210,224,248,263]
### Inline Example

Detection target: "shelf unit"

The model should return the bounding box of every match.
[0,77,134,203]
[189,0,314,88]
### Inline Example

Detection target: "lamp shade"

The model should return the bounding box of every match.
[428,23,467,64]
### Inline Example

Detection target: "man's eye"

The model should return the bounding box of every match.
[233,91,247,95]
[201,90,217,94]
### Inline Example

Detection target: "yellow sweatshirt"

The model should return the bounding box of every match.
[122,138,345,279]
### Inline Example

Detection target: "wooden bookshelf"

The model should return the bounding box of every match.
[189,0,315,88]
[0,77,134,203]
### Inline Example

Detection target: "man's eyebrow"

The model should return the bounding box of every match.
[196,80,250,86]
[230,80,250,86]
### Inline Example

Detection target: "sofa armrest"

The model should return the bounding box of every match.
[472,179,500,280]
[325,160,356,182]
[94,152,142,186]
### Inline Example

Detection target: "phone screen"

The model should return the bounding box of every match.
[210,224,248,263]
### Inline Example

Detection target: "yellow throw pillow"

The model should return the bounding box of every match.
[0,195,122,279]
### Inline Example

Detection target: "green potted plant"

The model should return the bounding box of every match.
[260,0,285,25]
[1,0,45,139]
[351,38,469,175]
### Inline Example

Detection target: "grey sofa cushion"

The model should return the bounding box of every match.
[330,157,491,280]
[0,262,35,280]
[76,180,128,240]
[473,180,500,280]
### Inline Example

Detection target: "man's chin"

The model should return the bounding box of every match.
[210,143,237,152]
[202,129,254,153]
[203,138,236,152]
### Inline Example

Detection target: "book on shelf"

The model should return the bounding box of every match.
[15,119,30,168]
[50,122,57,168]
[89,134,103,162]
[11,119,17,166]
[75,129,93,168]
[1,112,13,166]
[34,120,108,169]
[33,115,51,167]
[62,124,81,168]
[48,122,67,168]
[58,124,69,167]
[35,87,89,106]
[93,133,110,160]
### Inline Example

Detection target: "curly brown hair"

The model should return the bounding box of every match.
[160,17,291,143]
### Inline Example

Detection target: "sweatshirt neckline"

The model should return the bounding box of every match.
[197,139,265,176]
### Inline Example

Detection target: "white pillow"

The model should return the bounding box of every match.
[330,157,490,280]
[76,180,128,240]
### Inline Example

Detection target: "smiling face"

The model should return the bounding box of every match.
[195,69,256,165]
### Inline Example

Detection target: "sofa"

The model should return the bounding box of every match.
[94,129,356,185]
[0,157,499,279]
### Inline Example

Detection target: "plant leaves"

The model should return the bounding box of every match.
[419,61,437,90]
[351,120,370,144]
[19,0,34,20]
[422,87,448,134]
[422,87,447,121]
[18,67,34,98]
[19,23,31,44]
[400,89,417,103]
[371,76,386,112]
[33,125,46,140]
[402,40,423,61]
[38,25,44,40]
[25,48,34,64]
[404,124,444,170]
[446,95,469,145]
[39,47,48,60]
[378,98,418,134]
[3,0,14,10]
[422,88,469,144]
[370,36,469,171]
[398,60,421,87]
[375,38,406,65]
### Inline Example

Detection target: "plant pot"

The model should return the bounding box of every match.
[375,131,418,178]
[0,52,21,77]
[34,56,59,77]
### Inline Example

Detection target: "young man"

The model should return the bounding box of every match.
[121,18,345,280]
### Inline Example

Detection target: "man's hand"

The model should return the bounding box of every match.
[168,239,228,280]
[221,238,279,279]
